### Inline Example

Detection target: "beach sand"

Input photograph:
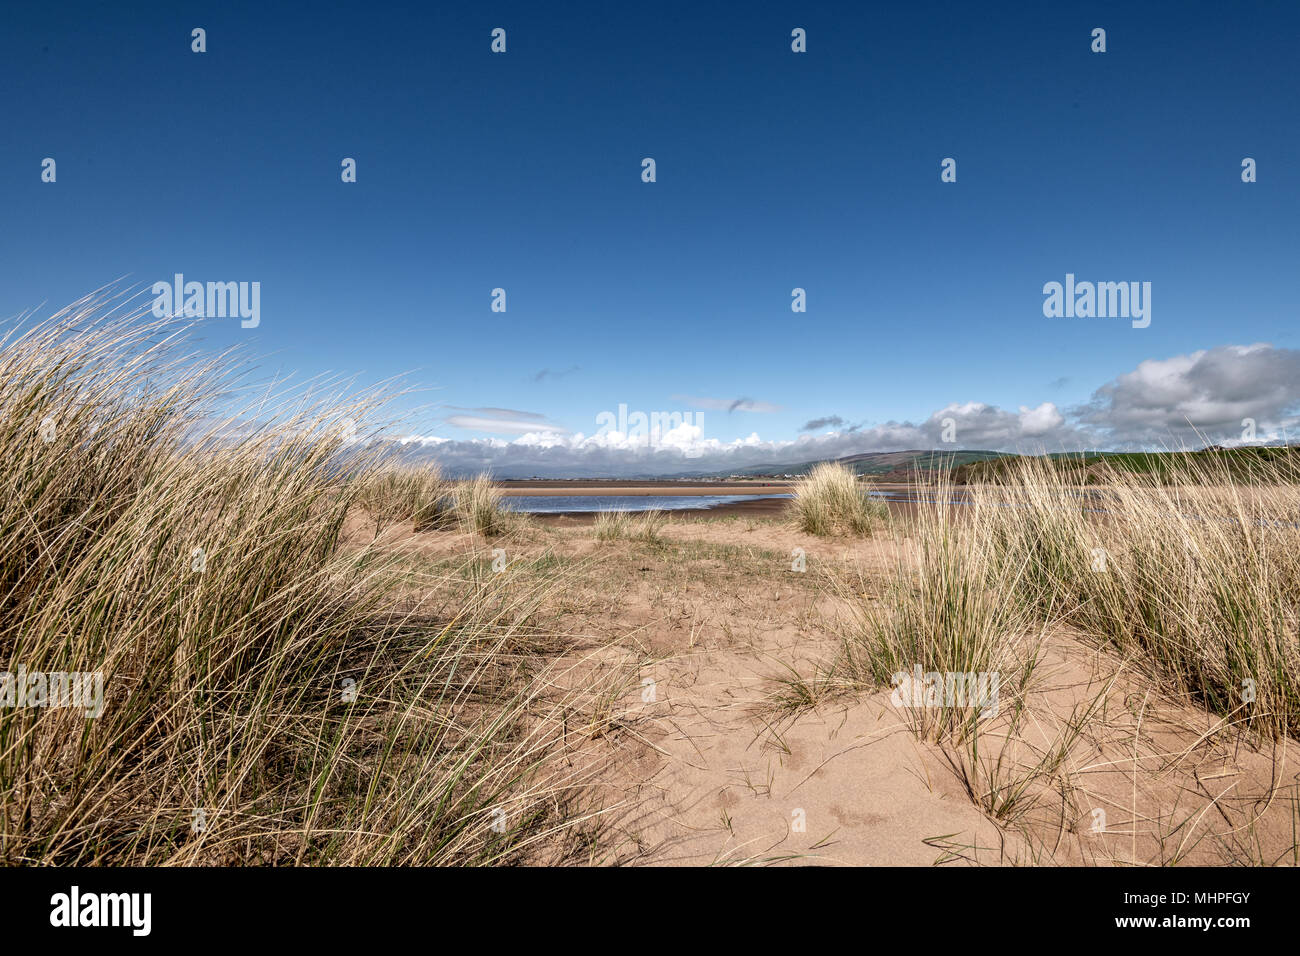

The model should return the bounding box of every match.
[357,506,1300,866]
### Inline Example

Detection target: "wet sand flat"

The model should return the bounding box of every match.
[528,495,794,524]
[497,480,797,496]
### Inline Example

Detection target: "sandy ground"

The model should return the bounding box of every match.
[356,506,1300,866]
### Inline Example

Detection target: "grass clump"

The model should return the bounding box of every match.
[837,479,1039,742]
[452,474,518,537]
[594,509,666,544]
[974,457,1300,738]
[831,476,1101,829]
[840,457,1300,740]
[360,469,519,537]
[791,462,887,536]
[0,297,618,866]
[357,464,456,533]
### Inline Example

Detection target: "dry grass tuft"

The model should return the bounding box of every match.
[0,297,619,866]
[791,462,887,536]
[829,461,1300,851]
[593,509,667,544]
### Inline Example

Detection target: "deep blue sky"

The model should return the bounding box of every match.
[3,1,1297,469]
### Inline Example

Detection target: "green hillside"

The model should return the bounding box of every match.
[952,446,1300,484]
[727,449,1011,479]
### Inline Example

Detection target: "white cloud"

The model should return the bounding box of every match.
[441,406,568,436]
[1073,344,1300,445]
[396,345,1300,475]
[1019,402,1065,436]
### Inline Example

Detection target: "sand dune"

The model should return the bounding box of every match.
[372,507,1300,866]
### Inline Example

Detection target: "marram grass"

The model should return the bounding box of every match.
[840,461,1300,740]
[0,299,622,865]
[791,462,888,536]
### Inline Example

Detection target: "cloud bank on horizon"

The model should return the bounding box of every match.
[402,344,1300,476]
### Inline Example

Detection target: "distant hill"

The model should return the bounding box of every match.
[398,442,1300,483]
[951,446,1300,484]
[713,445,1300,484]
[722,449,1012,480]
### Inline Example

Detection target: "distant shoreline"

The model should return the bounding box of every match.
[496,480,797,497]
[523,494,794,523]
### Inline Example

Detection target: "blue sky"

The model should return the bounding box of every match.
[3,1,1298,474]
